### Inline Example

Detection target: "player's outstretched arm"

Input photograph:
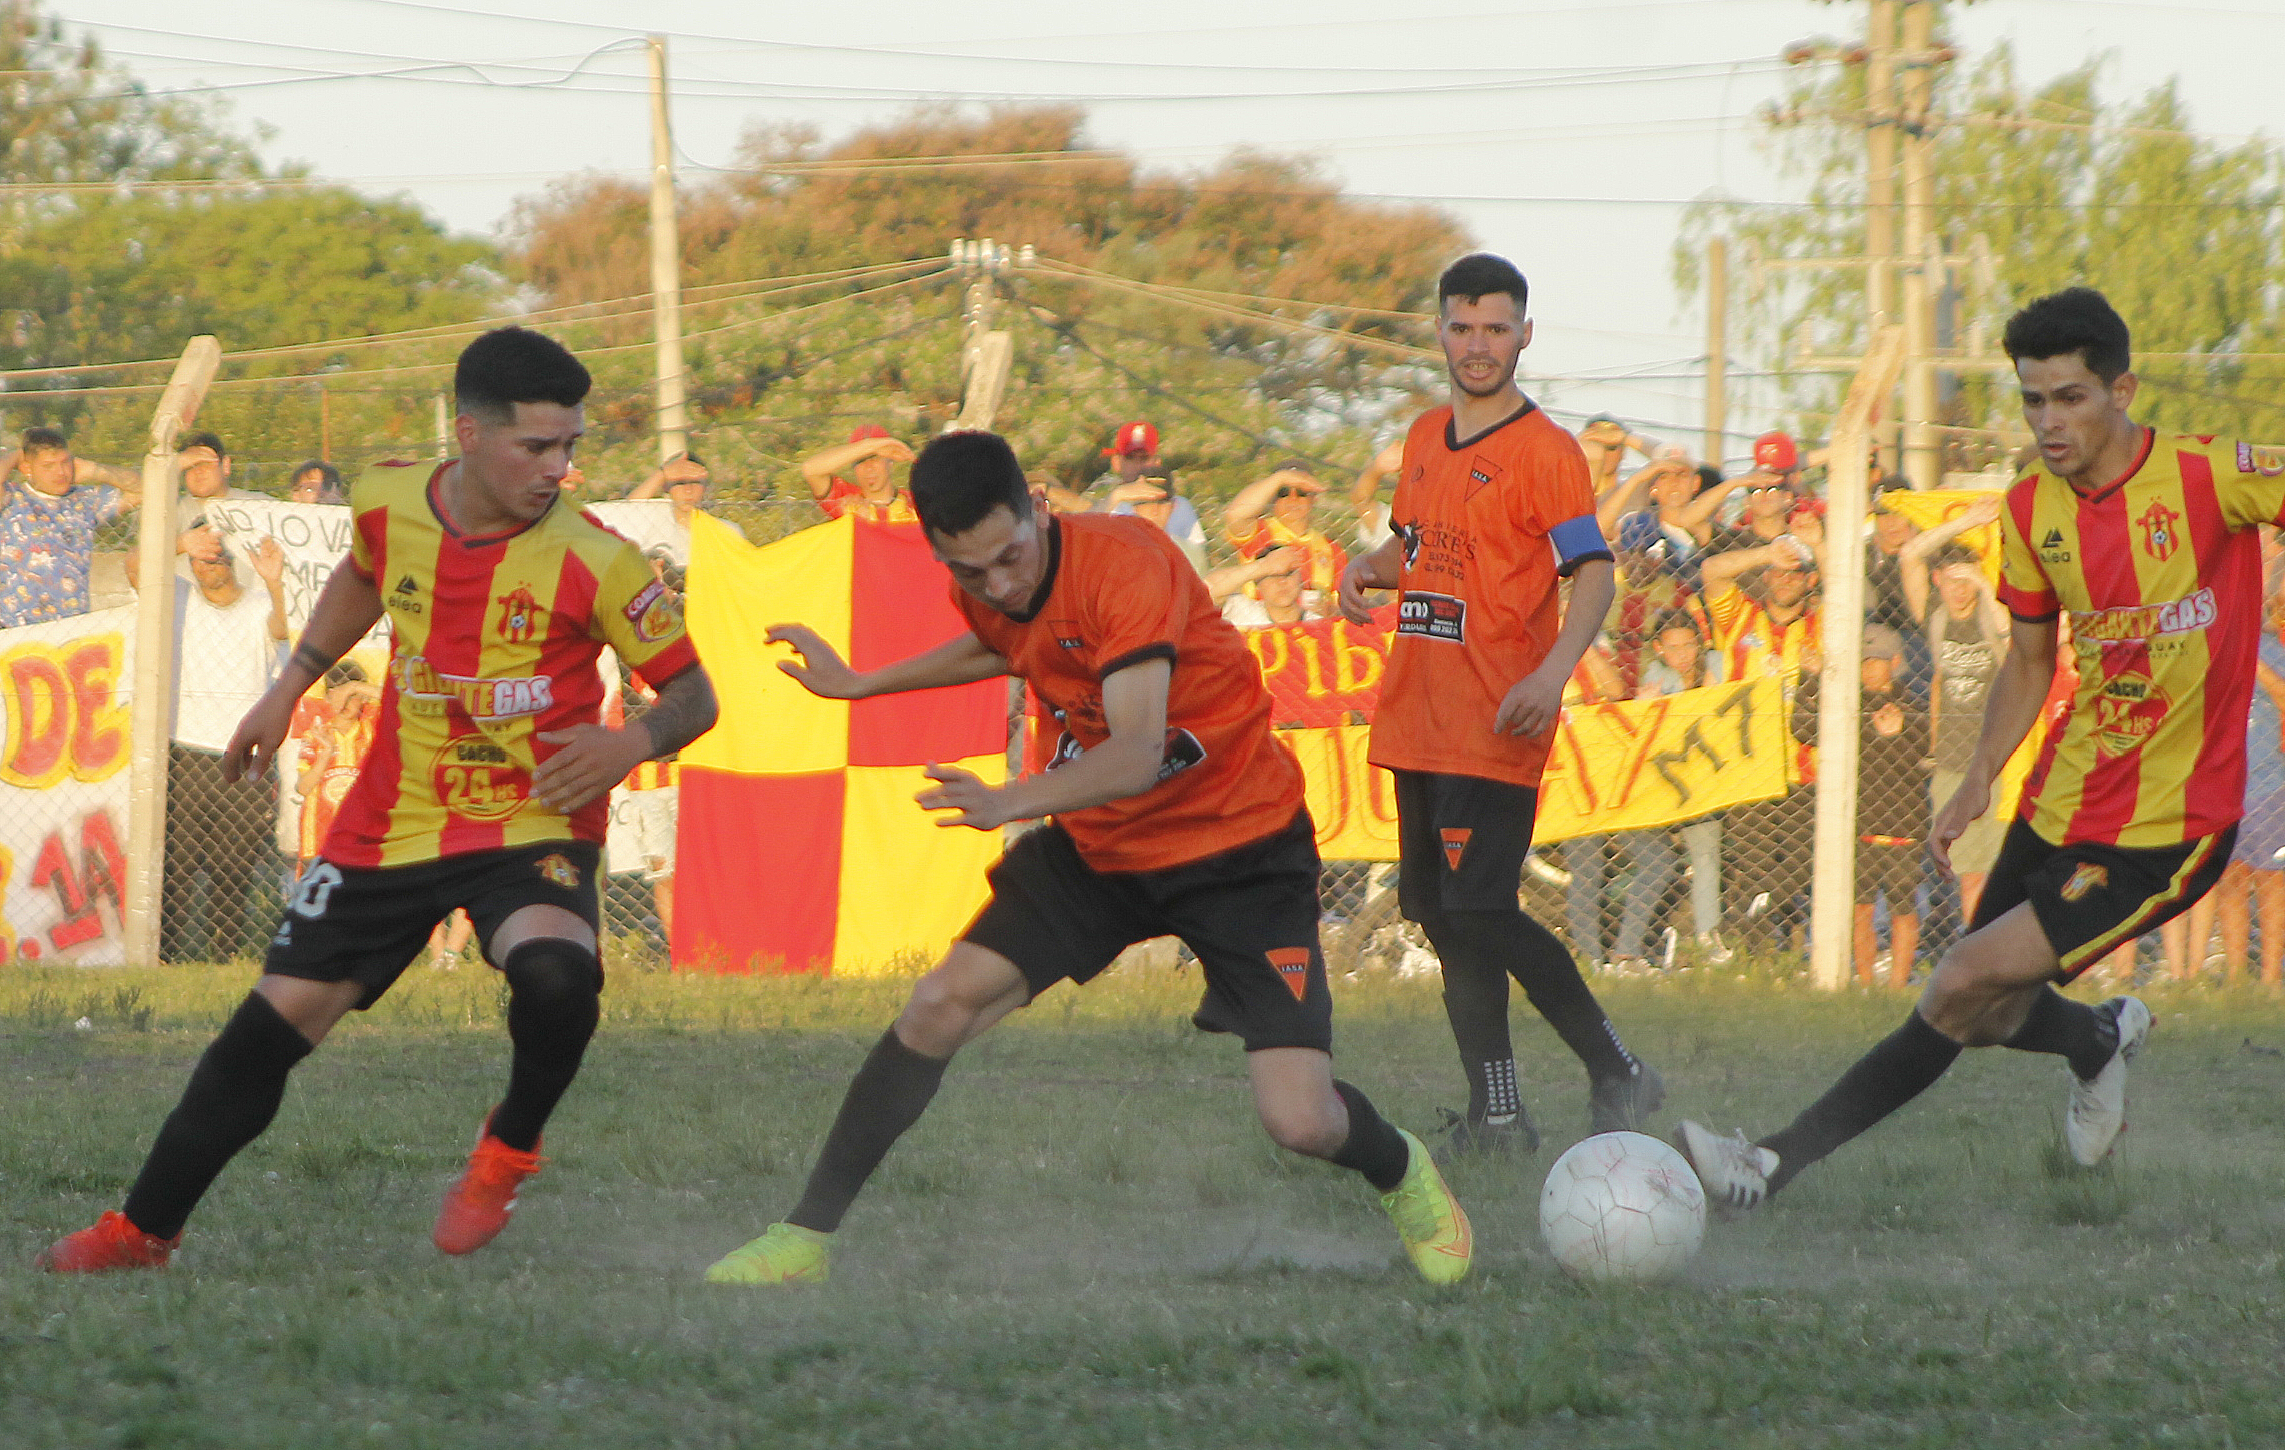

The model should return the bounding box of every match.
[766,624,1007,700]
[223,563,386,784]
[916,658,1173,831]
[1494,557,1618,737]
[1932,612,2058,872]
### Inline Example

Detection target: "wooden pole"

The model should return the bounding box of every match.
[647,35,690,462]
[1703,235,1727,466]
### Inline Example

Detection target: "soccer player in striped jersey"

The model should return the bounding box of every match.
[1679,287,2285,1212]
[40,328,717,1272]
[1338,253,1661,1159]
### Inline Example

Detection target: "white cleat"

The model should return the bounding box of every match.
[2064,996,2151,1167]
[1674,1119,1778,1216]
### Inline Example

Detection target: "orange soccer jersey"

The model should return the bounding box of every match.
[2000,431,2285,848]
[956,512,1305,872]
[1368,402,1613,787]
[326,461,701,868]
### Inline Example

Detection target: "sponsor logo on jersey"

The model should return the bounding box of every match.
[1397,590,1467,643]
[1045,727,1208,784]
[1265,946,1313,1001]
[2091,668,2170,758]
[622,578,680,645]
[434,736,531,821]
[2070,587,2216,644]
[2136,499,2183,562]
[2038,526,2073,563]
[497,584,543,642]
[2237,442,2285,477]
[2060,862,2109,902]
[1440,827,1472,871]
[388,573,424,614]
[1395,519,1423,570]
[395,655,556,719]
[534,852,582,890]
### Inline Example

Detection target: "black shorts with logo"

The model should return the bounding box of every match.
[1392,769,1541,917]
[264,840,603,1008]
[1972,819,2232,981]
[960,810,1333,1052]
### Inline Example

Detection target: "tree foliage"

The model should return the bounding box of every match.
[506,105,1472,501]
[1678,21,2285,457]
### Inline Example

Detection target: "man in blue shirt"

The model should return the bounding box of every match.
[0,427,145,628]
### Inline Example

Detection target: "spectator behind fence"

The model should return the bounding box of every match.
[1219,546,1323,628]
[156,536,289,962]
[1599,458,1733,693]
[802,424,919,524]
[1795,622,1929,987]
[297,661,377,869]
[1622,610,1732,967]
[288,460,349,506]
[1225,462,1349,597]
[1866,476,1920,631]
[625,451,747,547]
[0,426,145,628]
[1710,433,1802,554]
[1900,500,2010,920]
[173,431,261,574]
[1106,470,1207,572]
[1701,527,1822,951]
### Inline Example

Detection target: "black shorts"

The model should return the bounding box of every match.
[1971,820,2233,981]
[1854,840,1924,908]
[960,810,1332,1053]
[1392,769,1539,917]
[264,841,603,1009]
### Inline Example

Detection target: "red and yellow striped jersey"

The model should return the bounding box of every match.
[1999,431,2285,848]
[327,461,701,867]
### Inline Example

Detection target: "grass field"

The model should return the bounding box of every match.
[5,957,2285,1448]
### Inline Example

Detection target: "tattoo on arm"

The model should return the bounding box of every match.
[638,667,719,758]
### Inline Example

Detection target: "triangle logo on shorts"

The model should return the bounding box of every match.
[1266,947,1313,1001]
[1440,828,1472,871]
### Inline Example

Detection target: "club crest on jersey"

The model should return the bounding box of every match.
[496,584,543,642]
[1440,827,1472,871]
[1265,947,1313,1002]
[534,853,582,890]
[1044,618,1084,650]
[622,578,680,645]
[2135,500,2182,562]
[2060,863,2108,903]
[1465,453,1505,502]
[2237,442,2285,477]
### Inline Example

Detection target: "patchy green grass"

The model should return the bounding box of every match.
[4,961,2285,1447]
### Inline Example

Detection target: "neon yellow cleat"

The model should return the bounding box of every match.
[704,1222,831,1285]
[1379,1128,1473,1285]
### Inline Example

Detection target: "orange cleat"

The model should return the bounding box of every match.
[432,1120,542,1256]
[37,1211,179,1274]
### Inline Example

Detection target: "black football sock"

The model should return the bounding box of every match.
[787,1028,948,1234]
[1329,1080,1411,1192]
[489,939,603,1153]
[2001,986,2118,1080]
[1758,1010,1963,1196]
[1446,907,1638,1082]
[1420,906,1521,1121]
[122,992,314,1240]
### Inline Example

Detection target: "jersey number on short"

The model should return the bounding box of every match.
[289,862,344,919]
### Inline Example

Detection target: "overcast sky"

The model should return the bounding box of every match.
[56,0,2285,461]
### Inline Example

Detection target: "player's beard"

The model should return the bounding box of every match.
[1448,352,1519,399]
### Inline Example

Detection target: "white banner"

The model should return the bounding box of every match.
[204,497,389,645]
[585,498,688,569]
[0,606,135,966]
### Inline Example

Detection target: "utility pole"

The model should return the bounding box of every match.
[1898,0,1941,488]
[1863,0,1899,473]
[1703,235,1727,466]
[950,238,1023,433]
[647,34,690,462]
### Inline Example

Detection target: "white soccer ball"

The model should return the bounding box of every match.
[1538,1131,1707,1283]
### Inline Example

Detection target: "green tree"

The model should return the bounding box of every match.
[1679,25,2285,458]
[505,105,1471,508]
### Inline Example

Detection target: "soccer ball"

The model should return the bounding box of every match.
[1538,1131,1707,1283]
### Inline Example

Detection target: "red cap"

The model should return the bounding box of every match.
[1110,420,1159,457]
[1789,496,1827,523]
[1754,431,1799,472]
[849,424,891,444]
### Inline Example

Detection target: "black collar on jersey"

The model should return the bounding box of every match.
[1443,397,1540,452]
[2065,425,2154,504]
[426,460,556,546]
[1000,510,1063,624]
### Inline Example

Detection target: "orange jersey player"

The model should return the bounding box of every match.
[703,430,1471,1289]
[41,328,717,1275]
[1679,286,2285,1216]
[1339,252,1661,1159]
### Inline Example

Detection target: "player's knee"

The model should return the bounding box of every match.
[1257,1091,1345,1158]
[1919,947,2009,1045]
[501,938,602,1013]
[901,967,996,1043]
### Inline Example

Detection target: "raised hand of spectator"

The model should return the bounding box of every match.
[1370,441,1404,476]
[662,455,710,486]
[1250,545,1304,581]
[870,437,917,465]
[1108,479,1171,505]
[179,523,223,562]
[1962,493,2003,527]
[1267,467,1326,495]
[251,536,286,586]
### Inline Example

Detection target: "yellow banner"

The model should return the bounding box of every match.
[1879,487,2005,578]
[1291,678,1791,858]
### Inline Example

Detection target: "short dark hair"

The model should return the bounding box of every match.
[1694,465,1725,495]
[454,327,591,423]
[1437,252,1528,316]
[182,430,226,459]
[910,431,1033,539]
[2003,287,2131,384]
[20,426,66,455]
[1650,608,1703,639]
